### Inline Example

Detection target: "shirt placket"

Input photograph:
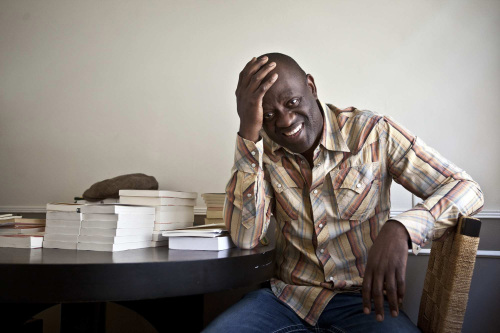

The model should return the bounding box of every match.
[308,148,336,285]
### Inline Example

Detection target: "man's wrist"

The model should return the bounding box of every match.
[238,126,261,143]
[385,219,411,248]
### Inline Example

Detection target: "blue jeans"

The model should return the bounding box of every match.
[203,287,420,333]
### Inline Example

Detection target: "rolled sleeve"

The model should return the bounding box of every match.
[383,117,484,254]
[224,134,273,249]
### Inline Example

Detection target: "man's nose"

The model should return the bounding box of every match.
[276,111,295,128]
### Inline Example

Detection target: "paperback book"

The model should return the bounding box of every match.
[0,235,44,248]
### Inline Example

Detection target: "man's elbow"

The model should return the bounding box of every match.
[464,179,484,215]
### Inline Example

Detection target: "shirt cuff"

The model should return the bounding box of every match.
[390,205,436,254]
[234,133,264,174]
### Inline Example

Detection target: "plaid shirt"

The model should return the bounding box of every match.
[224,102,483,325]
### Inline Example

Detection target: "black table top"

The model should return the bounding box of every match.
[0,245,276,303]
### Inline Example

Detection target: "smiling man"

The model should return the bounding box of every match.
[203,53,484,332]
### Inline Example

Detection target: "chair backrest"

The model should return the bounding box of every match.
[418,216,481,333]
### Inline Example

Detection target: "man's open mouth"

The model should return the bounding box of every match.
[282,123,304,138]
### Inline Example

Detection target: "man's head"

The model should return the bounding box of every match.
[260,53,324,155]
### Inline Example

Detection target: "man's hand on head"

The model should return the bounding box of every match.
[236,56,278,142]
[362,220,410,322]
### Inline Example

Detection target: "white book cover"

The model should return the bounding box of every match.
[119,196,196,207]
[46,211,82,221]
[81,219,154,229]
[44,234,79,242]
[46,219,82,228]
[168,236,234,251]
[43,240,78,249]
[80,227,153,237]
[0,235,44,248]
[78,234,152,244]
[77,241,152,252]
[80,204,155,215]
[82,213,155,222]
[45,226,81,235]
[46,203,85,212]
[154,221,193,231]
[119,190,197,199]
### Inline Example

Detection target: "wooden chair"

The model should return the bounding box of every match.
[418,216,481,333]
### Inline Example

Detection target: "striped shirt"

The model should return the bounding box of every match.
[224,102,484,325]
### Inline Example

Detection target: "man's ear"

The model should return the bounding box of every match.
[306,74,318,99]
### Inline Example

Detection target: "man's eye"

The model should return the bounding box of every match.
[263,112,274,120]
[288,98,300,107]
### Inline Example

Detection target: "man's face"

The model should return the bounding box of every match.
[261,68,324,154]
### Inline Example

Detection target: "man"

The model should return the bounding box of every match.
[204,53,483,332]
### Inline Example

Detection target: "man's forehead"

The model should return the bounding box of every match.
[265,70,306,99]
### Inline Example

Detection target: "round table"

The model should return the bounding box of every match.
[0,245,275,331]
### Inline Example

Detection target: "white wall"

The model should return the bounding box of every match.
[1,0,498,210]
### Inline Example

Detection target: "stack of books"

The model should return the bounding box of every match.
[0,214,46,248]
[163,224,234,251]
[119,190,197,246]
[0,214,46,234]
[43,203,84,249]
[201,193,226,225]
[78,204,156,252]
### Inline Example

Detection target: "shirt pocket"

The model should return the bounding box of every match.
[331,163,380,221]
[269,166,301,221]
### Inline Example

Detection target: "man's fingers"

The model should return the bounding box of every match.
[372,275,385,322]
[249,62,277,93]
[396,267,406,305]
[255,73,278,99]
[385,274,399,318]
[236,57,257,95]
[361,270,373,315]
[238,57,257,81]
[241,56,269,88]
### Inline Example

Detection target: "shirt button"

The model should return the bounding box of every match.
[320,249,324,254]
[251,151,256,156]
[424,238,428,243]
[251,163,256,168]
[247,193,252,198]
[313,189,318,194]
[277,184,282,188]
[417,245,421,250]
[319,223,323,228]
[317,162,322,167]
[329,276,334,281]
[356,183,362,188]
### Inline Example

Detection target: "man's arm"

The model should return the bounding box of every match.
[224,138,274,249]
[223,56,278,249]
[362,115,484,321]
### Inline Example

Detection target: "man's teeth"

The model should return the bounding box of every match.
[284,124,303,136]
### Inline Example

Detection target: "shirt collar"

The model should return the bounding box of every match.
[261,100,350,155]
[319,101,350,153]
